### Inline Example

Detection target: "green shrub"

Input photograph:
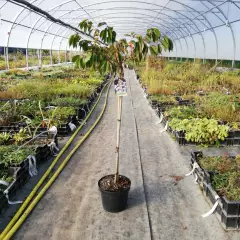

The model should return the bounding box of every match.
[169,118,229,144]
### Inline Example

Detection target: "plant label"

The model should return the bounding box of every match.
[116,79,127,97]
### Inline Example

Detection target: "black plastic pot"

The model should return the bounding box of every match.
[98,175,131,213]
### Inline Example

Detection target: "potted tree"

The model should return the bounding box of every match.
[69,19,173,212]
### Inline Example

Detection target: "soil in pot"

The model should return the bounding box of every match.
[98,174,131,213]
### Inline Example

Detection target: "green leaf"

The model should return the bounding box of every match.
[75,57,81,68]
[100,28,108,43]
[100,61,107,74]
[157,44,162,54]
[98,22,107,27]
[69,34,81,48]
[137,35,144,51]
[167,38,174,51]
[142,43,148,56]
[150,46,158,56]
[72,55,80,62]
[108,28,113,44]
[88,21,93,33]
[112,30,116,43]
[94,29,100,37]
[79,19,88,30]
[161,37,169,51]
[84,24,88,33]
[80,58,86,68]
[153,28,161,40]
[84,52,92,63]
[144,35,151,43]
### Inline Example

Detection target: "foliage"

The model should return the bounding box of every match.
[138,59,240,127]
[199,156,236,173]
[0,146,17,160]
[46,107,76,126]
[0,170,14,184]
[2,79,93,100]
[50,97,88,107]
[169,118,229,144]
[0,129,35,145]
[17,100,46,117]
[72,77,102,86]
[165,106,201,120]
[199,155,240,200]
[0,100,19,125]
[0,67,103,132]
[0,147,35,167]
[150,95,176,104]
[12,129,30,145]
[69,19,173,77]
[141,69,175,95]
[196,92,240,122]
[0,132,11,145]
[226,171,240,200]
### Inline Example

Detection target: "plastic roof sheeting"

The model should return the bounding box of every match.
[0,0,240,66]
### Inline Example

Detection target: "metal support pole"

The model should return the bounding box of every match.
[39,49,42,67]
[50,49,53,66]
[4,47,7,70]
[6,46,9,70]
[37,49,40,67]
[65,50,67,63]
[58,49,61,64]
[69,50,72,62]
[26,47,29,70]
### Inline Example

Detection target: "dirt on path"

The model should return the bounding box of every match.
[14,69,239,240]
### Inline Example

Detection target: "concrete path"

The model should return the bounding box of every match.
[14,69,239,240]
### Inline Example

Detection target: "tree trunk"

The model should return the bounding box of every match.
[119,61,124,78]
[114,96,122,183]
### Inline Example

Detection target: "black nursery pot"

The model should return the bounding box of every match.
[98,175,131,213]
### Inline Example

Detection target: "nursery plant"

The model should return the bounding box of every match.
[0,170,14,185]
[0,146,34,168]
[0,132,11,145]
[198,155,240,200]
[165,106,201,120]
[50,97,88,107]
[169,118,229,145]
[69,19,173,212]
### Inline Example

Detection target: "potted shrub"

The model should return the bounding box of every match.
[69,19,173,212]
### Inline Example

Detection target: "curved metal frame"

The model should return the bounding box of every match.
[25,2,80,69]
[5,0,38,69]
[48,10,187,59]
[26,1,197,63]
[206,1,236,67]
[57,8,193,57]
[1,0,240,68]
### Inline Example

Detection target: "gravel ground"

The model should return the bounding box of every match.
[13,69,239,240]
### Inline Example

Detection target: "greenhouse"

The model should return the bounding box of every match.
[0,0,240,239]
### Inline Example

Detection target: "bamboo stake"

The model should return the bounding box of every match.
[114,95,122,183]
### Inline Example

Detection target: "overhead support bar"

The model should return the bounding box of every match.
[7,0,99,42]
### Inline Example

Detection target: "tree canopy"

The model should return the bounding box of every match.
[69,19,173,77]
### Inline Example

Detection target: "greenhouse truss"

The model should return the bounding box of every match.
[0,0,240,69]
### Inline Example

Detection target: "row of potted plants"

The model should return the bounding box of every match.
[190,151,240,230]
[0,65,109,214]
[0,133,58,214]
[133,57,240,229]
[0,66,108,136]
[135,57,240,146]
